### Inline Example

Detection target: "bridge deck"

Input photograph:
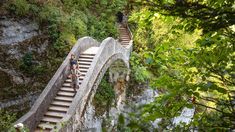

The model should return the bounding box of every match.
[83,46,100,54]
[35,47,98,131]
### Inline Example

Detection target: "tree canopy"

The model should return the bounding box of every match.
[126,0,235,131]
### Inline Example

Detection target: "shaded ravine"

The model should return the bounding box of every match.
[0,91,40,109]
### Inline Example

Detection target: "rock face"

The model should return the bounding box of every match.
[0,67,29,85]
[0,70,12,88]
[0,16,49,102]
[0,16,40,45]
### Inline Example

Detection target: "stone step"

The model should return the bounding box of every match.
[48,105,68,113]
[120,29,128,31]
[51,100,71,107]
[120,33,129,36]
[62,83,72,87]
[45,111,65,118]
[121,36,130,38]
[79,65,90,69]
[78,58,93,62]
[122,40,130,43]
[80,73,86,76]
[122,39,130,41]
[78,61,92,65]
[120,36,130,38]
[79,55,94,59]
[55,96,73,102]
[41,116,61,123]
[120,31,128,33]
[81,53,96,56]
[122,45,128,47]
[57,91,74,97]
[122,44,130,46]
[65,79,72,83]
[79,78,84,80]
[120,32,129,34]
[121,37,129,39]
[79,68,89,72]
[67,75,84,79]
[120,32,129,35]
[38,123,55,130]
[121,36,129,38]
[60,87,75,92]
[35,128,51,132]
[79,75,85,79]
[65,79,82,85]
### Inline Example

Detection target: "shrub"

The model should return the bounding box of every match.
[63,13,88,37]
[130,52,151,83]
[39,4,62,23]
[93,73,115,116]
[53,32,76,56]
[7,0,30,16]
[0,110,16,131]
[24,52,33,66]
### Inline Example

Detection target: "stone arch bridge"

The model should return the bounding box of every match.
[14,24,133,132]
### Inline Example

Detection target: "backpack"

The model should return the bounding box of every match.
[70,59,77,66]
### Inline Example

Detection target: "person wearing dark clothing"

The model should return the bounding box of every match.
[70,54,77,67]
[69,54,81,97]
[116,11,124,23]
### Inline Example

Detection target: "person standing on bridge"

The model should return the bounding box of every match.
[70,54,77,69]
[71,64,81,96]
[116,11,124,23]
[70,54,81,96]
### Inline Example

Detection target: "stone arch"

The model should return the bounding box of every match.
[14,22,133,131]
[57,37,132,131]
[79,54,130,131]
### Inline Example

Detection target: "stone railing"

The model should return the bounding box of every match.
[56,37,131,131]
[14,37,100,131]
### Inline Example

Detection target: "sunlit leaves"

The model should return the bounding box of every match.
[127,0,235,130]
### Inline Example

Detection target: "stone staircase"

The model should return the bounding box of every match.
[35,47,99,131]
[119,24,131,47]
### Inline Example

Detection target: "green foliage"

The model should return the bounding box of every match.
[53,32,76,56]
[126,0,235,131]
[116,114,132,132]
[93,73,115,116]
[63,12,88,37]
[0,110,16,131]
[22,52,33,67]
[39,4,62,23]
[86,10,119,40]
[19,52,46,75]
[130,52,151,83]
[7,0,30,16]
[5,0,126,58]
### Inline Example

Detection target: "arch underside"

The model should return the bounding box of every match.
[80,53,129,119]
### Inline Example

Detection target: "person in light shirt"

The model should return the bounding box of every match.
[70,54,81,96]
